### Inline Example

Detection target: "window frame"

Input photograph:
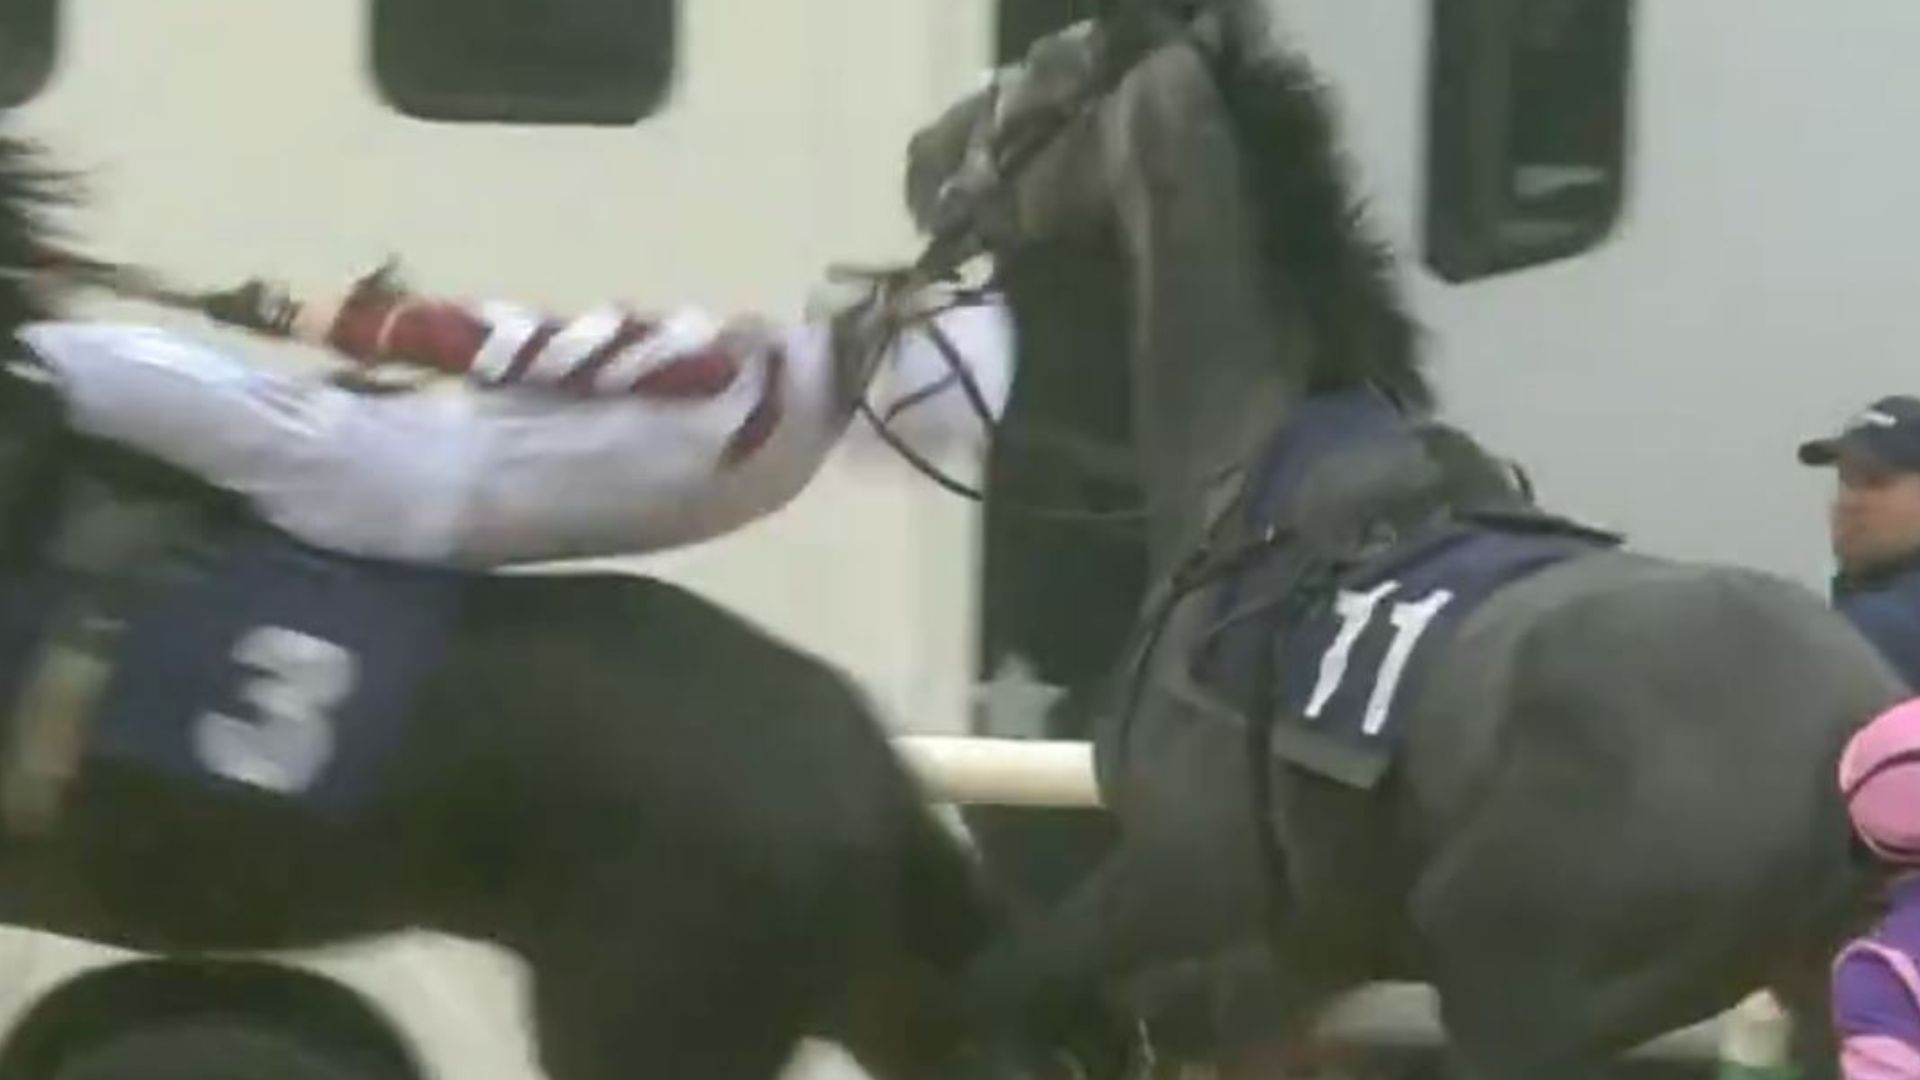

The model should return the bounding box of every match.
[367,0,677,126]
[0,0,58,108]
[1422,0,1636,283]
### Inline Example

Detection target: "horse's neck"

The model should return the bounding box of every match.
[1109,51,1308,576]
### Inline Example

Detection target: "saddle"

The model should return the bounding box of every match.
[1214,420,1615,706]
[1103,403,1622,791]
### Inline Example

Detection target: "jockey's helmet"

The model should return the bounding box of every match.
[1841,696,1920,863]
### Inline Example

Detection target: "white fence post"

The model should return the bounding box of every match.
[893,735,1102,807]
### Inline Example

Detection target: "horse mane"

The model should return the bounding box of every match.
[1205,27,1432,413]
[0,132,79,337]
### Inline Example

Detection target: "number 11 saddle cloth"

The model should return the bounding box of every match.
[1189,390,1619,789]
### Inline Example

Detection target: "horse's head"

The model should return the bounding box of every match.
[904,0,1422,388]
[905,4,1276,255]
[903,3,1427,572]
[905,17,1113,253]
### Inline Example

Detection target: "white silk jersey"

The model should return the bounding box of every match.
[14,294,1013,567]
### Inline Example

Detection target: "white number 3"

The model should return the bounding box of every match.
[194,626,359,794]
[1302,581,1454,735]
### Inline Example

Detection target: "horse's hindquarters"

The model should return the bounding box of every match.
[1399,550,1899,1067]
[1404,549,1899,851]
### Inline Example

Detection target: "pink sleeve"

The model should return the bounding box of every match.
[1846,1034,1920,1080]
[326,296,791,466]
[328,296,765,398]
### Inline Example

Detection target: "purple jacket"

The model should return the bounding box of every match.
[1836,874,1920,1079]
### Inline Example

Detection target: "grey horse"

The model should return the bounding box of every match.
[903,6,1905,1079]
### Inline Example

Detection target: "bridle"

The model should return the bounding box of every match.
[832,1,1215,526]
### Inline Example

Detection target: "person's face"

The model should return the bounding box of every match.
[1832,449,1920,573]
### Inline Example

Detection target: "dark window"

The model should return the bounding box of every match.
[370,0,674,126]
[1423,0,1634,282]
[0,0,57,107]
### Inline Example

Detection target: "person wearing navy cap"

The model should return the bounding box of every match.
[1800,395,1920,690]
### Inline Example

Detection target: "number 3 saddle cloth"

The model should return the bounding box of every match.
[0,493,463,829]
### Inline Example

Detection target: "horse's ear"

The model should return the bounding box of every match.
[1505,459,1537,503]
[1196,0,1279,67]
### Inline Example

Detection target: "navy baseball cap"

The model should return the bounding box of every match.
[1799,396,1920,470]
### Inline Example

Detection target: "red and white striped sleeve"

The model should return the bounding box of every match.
[324,295,791,467]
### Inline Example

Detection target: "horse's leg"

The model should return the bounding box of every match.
[1424,899,1641,1080]
[522,860,814,1080]
[822,809,1015,1080]
[829,962,972,1080]
[964,805,1334,1078]
[450,573,1030,1080]
[1773,967,1840,1080]
[960,851,1152,1073]
[1124,934,1370,1080]
[1417,808,1760,1080]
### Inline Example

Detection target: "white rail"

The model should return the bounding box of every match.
[894,735,1101,807]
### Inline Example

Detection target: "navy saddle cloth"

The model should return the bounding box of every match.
[0,522,463,820]
[1190,391,1618,788]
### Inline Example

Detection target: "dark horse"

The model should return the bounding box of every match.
[0,135,1014,1080]
[904,6,1904,1079]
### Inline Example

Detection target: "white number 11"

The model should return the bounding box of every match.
[1302,581,1454,734]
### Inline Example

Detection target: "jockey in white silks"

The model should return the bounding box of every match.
[11,269,1012,567]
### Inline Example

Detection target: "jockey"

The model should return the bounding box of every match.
[12,264,1012,567]
[1835,696,1920,1080]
